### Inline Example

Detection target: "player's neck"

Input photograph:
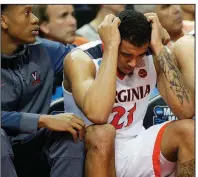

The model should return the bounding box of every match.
[169,30,184,42]
[1,32,22,56]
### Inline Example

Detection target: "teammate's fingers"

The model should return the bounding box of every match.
[78,126,85,141]
[64,113,85,126]
[69,121,85,141]
[67,127,78,142]
[70,115,85,127]
[70,121,83,131]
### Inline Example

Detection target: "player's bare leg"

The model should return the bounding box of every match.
[85,124,116,177]
[161,119,195,177]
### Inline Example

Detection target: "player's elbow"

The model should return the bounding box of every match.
[177,107,195,120]
[84,110,108,124]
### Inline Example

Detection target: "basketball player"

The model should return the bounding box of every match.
[63,10,195,177]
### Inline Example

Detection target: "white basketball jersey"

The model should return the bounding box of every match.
[63,40,157,139]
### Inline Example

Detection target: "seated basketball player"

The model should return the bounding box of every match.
[63,10,195,177]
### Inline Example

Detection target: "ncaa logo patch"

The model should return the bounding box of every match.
[138,69,147,78]
[153,106,177,125]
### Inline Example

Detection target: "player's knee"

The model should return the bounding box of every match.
[85,124,116,154]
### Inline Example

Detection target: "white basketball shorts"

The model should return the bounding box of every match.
[115,122,176,177]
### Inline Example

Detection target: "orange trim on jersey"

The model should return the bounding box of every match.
[152,122,170,177]
[102,43,104,52]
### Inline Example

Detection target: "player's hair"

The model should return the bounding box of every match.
[117,9,152,47]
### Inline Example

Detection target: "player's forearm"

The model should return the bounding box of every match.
[83,46,118,124]
[155,46,195,119]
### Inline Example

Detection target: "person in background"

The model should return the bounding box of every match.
[34,5,89,46]
[34,5,89,100]
[134,5,194,49]
[181,5,195,21]
[76,5,125,41]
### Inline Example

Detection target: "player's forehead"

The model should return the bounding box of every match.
[47,5,74,15]
[119,40,149,55]
[3,5,33,13]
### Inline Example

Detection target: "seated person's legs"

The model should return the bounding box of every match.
[85,119,194,177]
[42,130,85,177]
[1,128,17,177]
[12,128,85,177]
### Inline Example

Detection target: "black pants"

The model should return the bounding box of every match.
[1,128,85,177]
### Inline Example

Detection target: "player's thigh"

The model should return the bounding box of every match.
[115,122,174,177]
[161,119,195,162]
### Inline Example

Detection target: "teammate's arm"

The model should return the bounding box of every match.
[64,15,121,124]
[145,13,194,119]
[174,35,194,93]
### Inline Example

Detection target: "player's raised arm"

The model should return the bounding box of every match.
[64,14,121,124]
[145,13,194,119]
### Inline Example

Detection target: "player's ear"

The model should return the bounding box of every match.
[1,15,8,30]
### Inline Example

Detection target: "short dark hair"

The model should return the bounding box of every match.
[117,9,151,47]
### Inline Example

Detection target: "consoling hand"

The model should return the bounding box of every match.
[39,113,85,142]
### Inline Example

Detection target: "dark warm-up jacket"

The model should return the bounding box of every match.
[1,37,75,137]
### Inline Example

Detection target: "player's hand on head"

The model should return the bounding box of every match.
[98,14,121,49]
[144,12,170,55]
[39,113,85,142]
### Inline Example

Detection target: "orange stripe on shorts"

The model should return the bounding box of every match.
[152,122,170,177]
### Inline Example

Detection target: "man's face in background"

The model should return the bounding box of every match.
[155,5,183,35]
[40,5,77,44]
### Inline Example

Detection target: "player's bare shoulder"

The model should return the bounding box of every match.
[174,34,194,68]
[64,48,96,78]
[175,34,194,51]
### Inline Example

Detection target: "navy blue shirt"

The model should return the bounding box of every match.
[1,38,75,136]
